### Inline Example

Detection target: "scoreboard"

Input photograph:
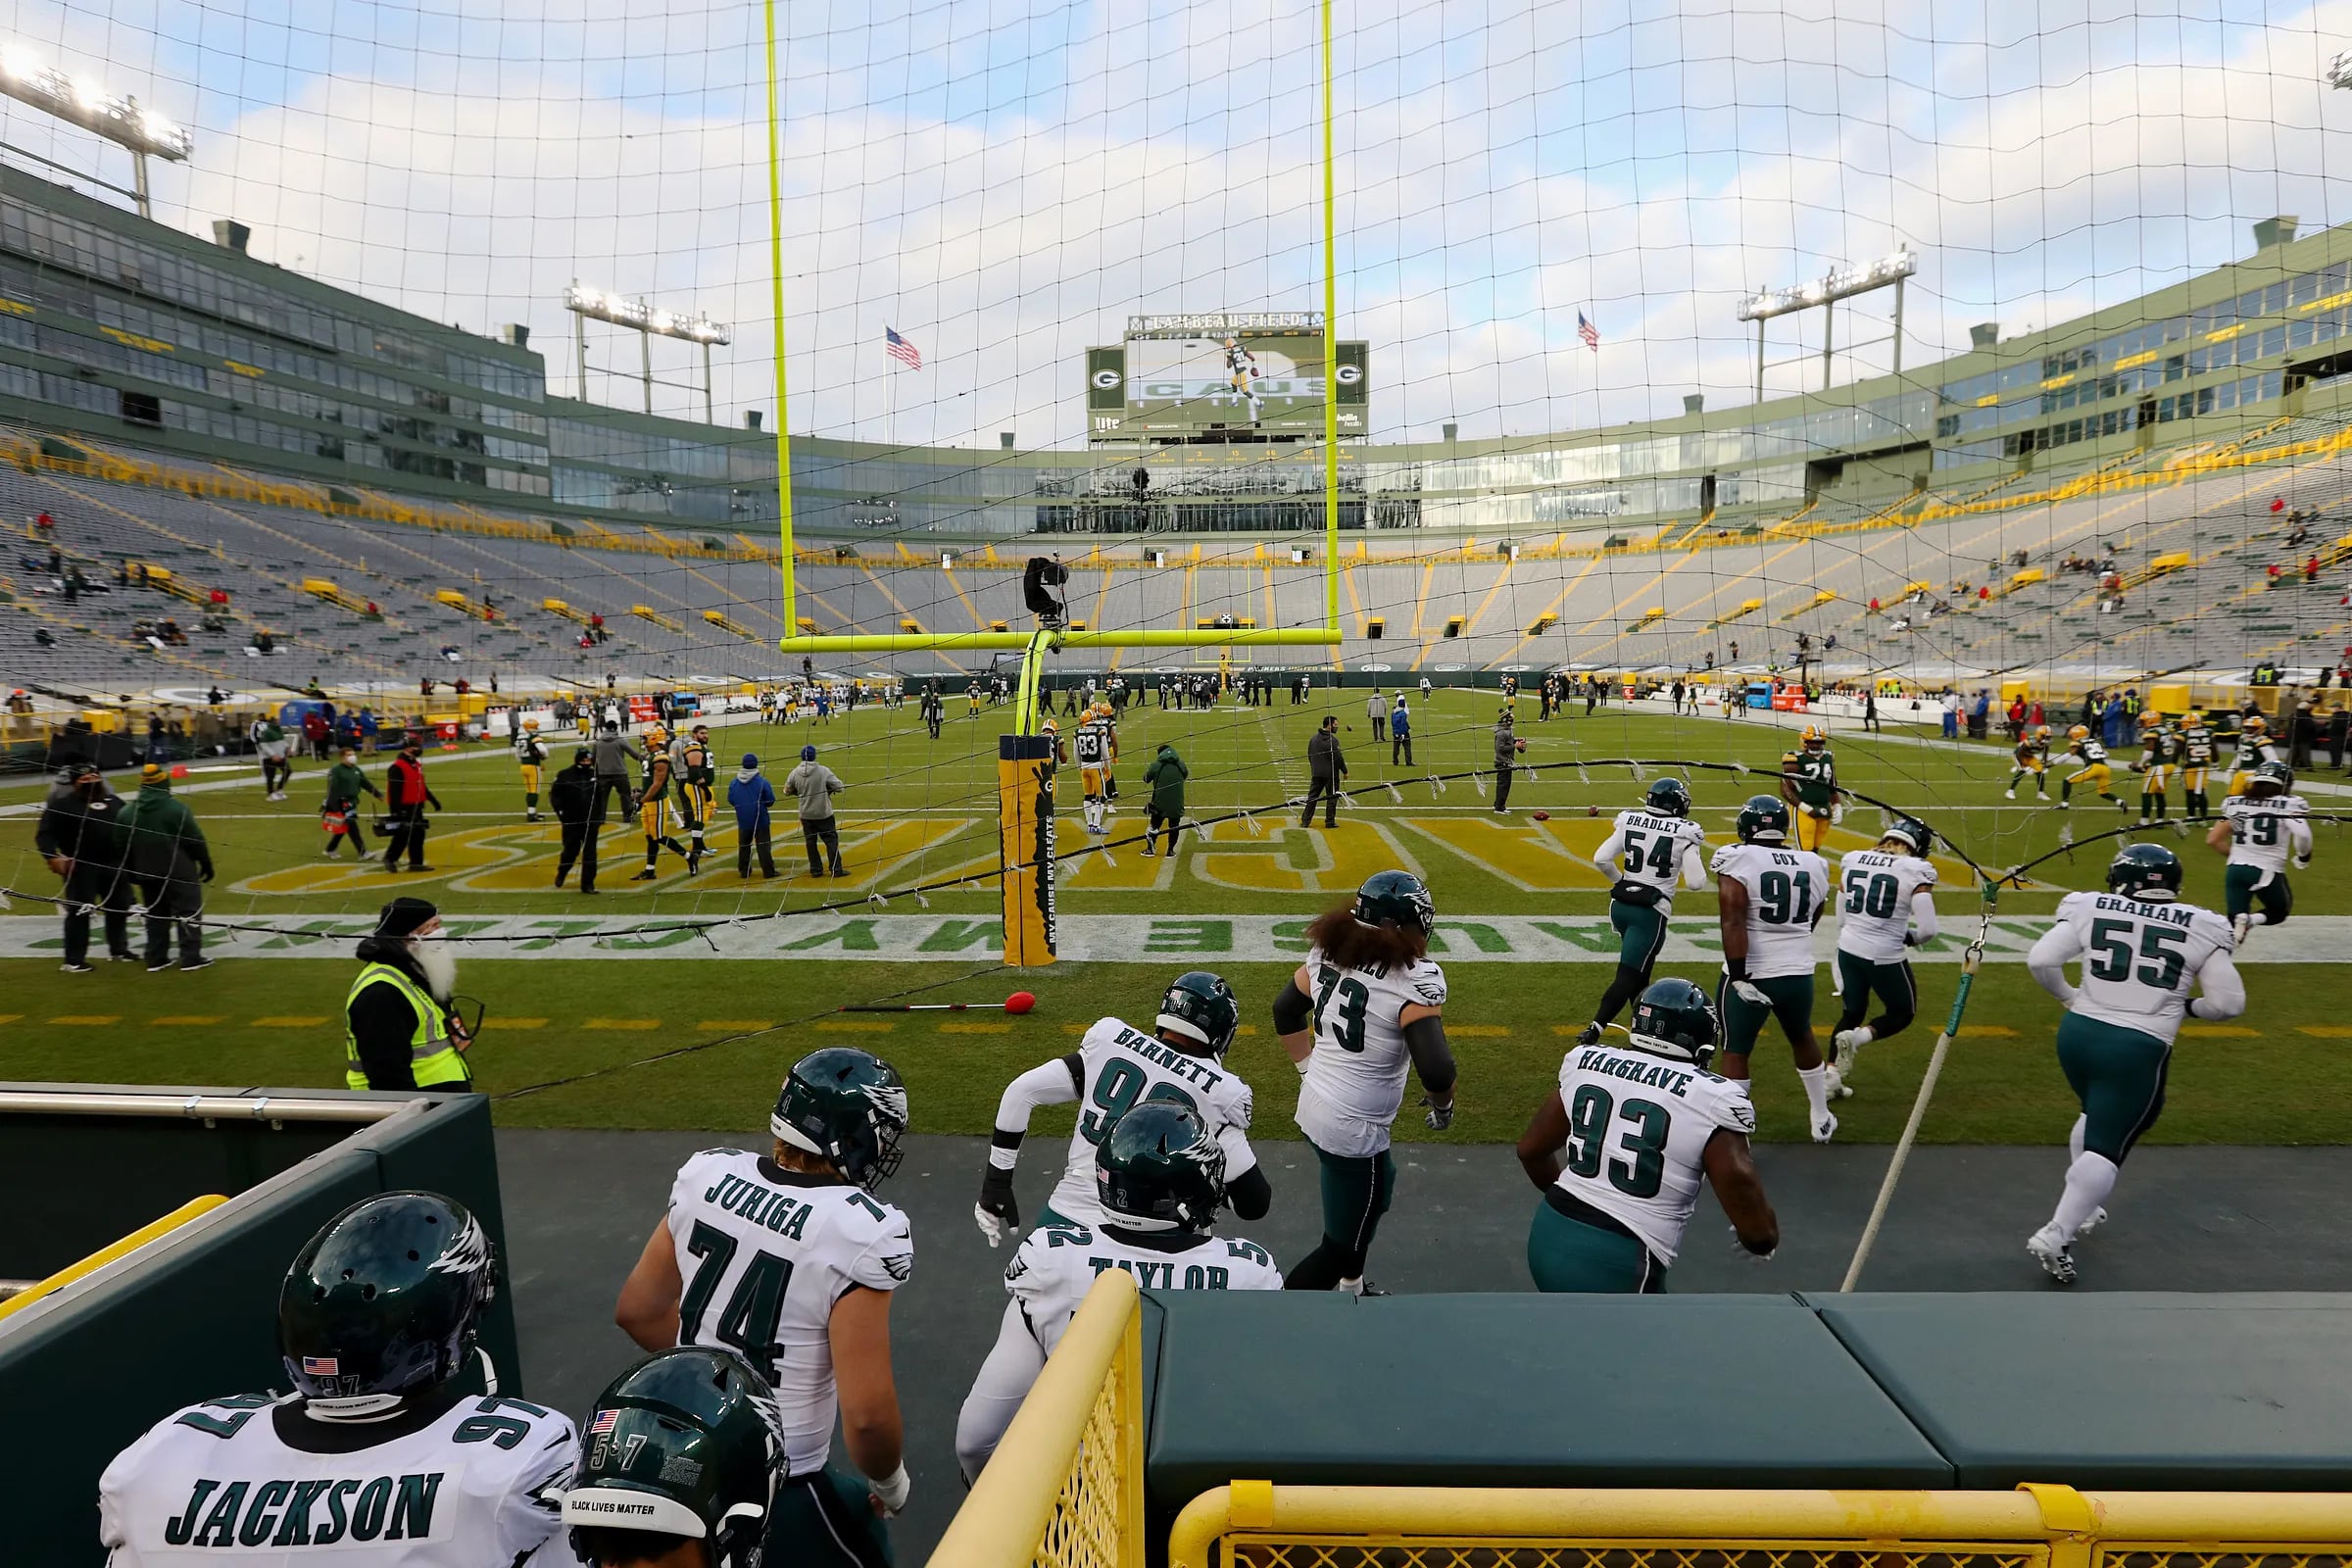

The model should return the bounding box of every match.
[1087,313,1368,443]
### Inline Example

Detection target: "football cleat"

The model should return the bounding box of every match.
[2028,1227,2078,1285]
[2075,1205,2109,1239]
[59,961,92,973]
[1822,1062,1847,1101]
[2231,911,2255,946]
[2004,789,2016,800]
[1810,1107,1838,1144]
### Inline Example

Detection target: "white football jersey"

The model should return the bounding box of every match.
[1006,1220,1282,1354]
[2041,892,2236,1045]
[1601,809,1707,904]
[1047,1017,1257,1226]
[1835,849,1938,962]
[1549,1042,1755,1265]
[1295,945,1448,1156]
[1073,722,1108,767]
[2221,792,2311,874]
[665,1149,912,1476]
[99,1390,574,1567]
[1707,843,1829,979]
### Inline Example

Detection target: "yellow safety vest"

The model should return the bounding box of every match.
[344,961,469,1091]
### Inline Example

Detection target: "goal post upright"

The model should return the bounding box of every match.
[763,0,1344,964]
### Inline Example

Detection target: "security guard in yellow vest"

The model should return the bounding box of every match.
[344,896,472,1091]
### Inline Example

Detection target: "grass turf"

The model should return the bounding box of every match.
[7,689,2346,1144]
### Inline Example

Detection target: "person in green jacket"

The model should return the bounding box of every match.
[320,746,381,858]
[120,763,214,971]
[1143,742,1188,856]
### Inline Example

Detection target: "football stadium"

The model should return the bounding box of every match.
[9,0,2352,1562]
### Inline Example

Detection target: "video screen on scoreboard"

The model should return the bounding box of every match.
[1123,331,1363,436]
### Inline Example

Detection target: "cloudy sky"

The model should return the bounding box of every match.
[5,0,2351,447]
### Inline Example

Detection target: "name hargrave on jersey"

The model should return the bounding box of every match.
[1552,1043,1754,1266]
[100,1391,575,1565]
[1005,1222,1281,1354]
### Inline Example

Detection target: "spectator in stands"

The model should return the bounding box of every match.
[39,761,132,971]
[2307,555,2322,584]
[1301,715,1346,827]
[320,746,378,858]
[785,743,847,877]
[121,762,212,972]
[2268,563,2284,589]
[382,737,441,873]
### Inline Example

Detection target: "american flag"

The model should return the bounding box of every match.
[301,1355,340,1376]
[589,1408,618,1436]
[1577,312,1600,352]
[884,326,922,369]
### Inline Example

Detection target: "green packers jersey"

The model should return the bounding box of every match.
[1782,750,1837,808]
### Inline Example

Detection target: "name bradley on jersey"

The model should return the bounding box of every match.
[161,1472,445,1549]
[1574,1047,1697,1099]
[702,1172,815,1240]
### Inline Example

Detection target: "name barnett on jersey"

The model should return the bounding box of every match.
[1572,1046,1707,1102]
[1098,1022,1232,1093]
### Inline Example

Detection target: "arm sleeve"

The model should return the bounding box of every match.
[1402,1013,1457,1097]
[1681,831,1711,889]
[1907,890,1940,944]
[2289,815,2314,857]
[955,1299,1050,1485]
[1271,978,1314,1033]
[1224,1160,1272,1220]
[988,1054,1084,1170]
[2188,951,2247,1021]
[2027,921,2084,1005]
[1592,830,1624,877]
[349,984,422,1091]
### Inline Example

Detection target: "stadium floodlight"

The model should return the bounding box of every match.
[1736,249,1916,398]
[564,283,731,420]
[0,45,191,219]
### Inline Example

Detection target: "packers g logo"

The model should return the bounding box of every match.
[1333,363,1363,386]
[1091,368,1123,390]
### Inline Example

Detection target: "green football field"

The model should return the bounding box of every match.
[4,686,2347,1145]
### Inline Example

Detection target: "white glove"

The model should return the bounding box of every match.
[973,1202,1011,1249]
[1731,980,1771,1008]
[1733,1227,1776,1263]
[1830,803,1845,825]
[2294,855,2312,870]
[871,1464,911,1516]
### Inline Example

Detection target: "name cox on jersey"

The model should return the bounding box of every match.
[163,1472,447,1549]
[1574,1047,1700,1100]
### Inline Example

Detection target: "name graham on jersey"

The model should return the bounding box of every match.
[2091,895,2194,927]
[1111,1025,1225,1088]
[162,1473,445,1548]
[1574,1048,1695,1099]
[702,1174,813,1240]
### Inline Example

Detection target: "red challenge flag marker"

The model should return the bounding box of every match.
[839,991,1037,1015]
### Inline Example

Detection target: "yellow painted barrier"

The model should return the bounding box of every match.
[923,1269,1141,1568]
[0,1194,227,1322]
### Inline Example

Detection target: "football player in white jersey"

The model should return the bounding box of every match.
[99,1191,576,1567]
[1825,816,1940,1098]
[1516,978,1778,1291]
[2207,760,2312,945]
[1272,869,1457,1294]
[956,1102,1282,1479]
[1578,776,1710,1047]
[562,1348,782,1568]
[613,1048,912,1568]
[975,971,1267,1243]
[1072,709,1114,835]
[2023,845,2243,1284]
[1708,796,1838,1143]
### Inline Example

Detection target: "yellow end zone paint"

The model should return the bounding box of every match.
[1957,1025,2019,1038]
[150,1014,226,1025]
[817,1018,895,1032]
[698,1019,772,1030]
[49,1014,122,1025]
[941,1021,1012,1033]
[584,1018,662,1031]
[495,1018,550,1029]
[252,1016,329,1027]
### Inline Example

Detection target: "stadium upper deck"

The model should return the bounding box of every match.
[2,168,2352,543]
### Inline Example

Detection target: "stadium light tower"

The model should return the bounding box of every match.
[564,284,732,421]
[0,45,191,220]
[1736,248,1917,400]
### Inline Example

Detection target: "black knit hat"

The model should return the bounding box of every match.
[373,896,439,939]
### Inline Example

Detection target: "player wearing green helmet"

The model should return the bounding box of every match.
[956,1102,1281,1480]
[2023,844,2243,1285]
[1709,795,1838,1142]
[974,969,1267,1246]
[1827,817,1940,1098]
[616,1049,913,1564]
[1579,776,1709,1047]
[2208,758,2312,946]
[1273,869,1456,1294]
[101,1192,579,1567]
[564,1348,783,1568]
[1517,978,1777,1293]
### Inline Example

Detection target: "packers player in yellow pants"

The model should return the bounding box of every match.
[514,718,547,822]
[630,728,692,881]
[2058,726,2127,811]
[676,722,715,875]
[1780,722,1840,852]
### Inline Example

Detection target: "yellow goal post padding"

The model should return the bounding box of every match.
[1168,1483,2352,1568]
[924,1268,1145,1568]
